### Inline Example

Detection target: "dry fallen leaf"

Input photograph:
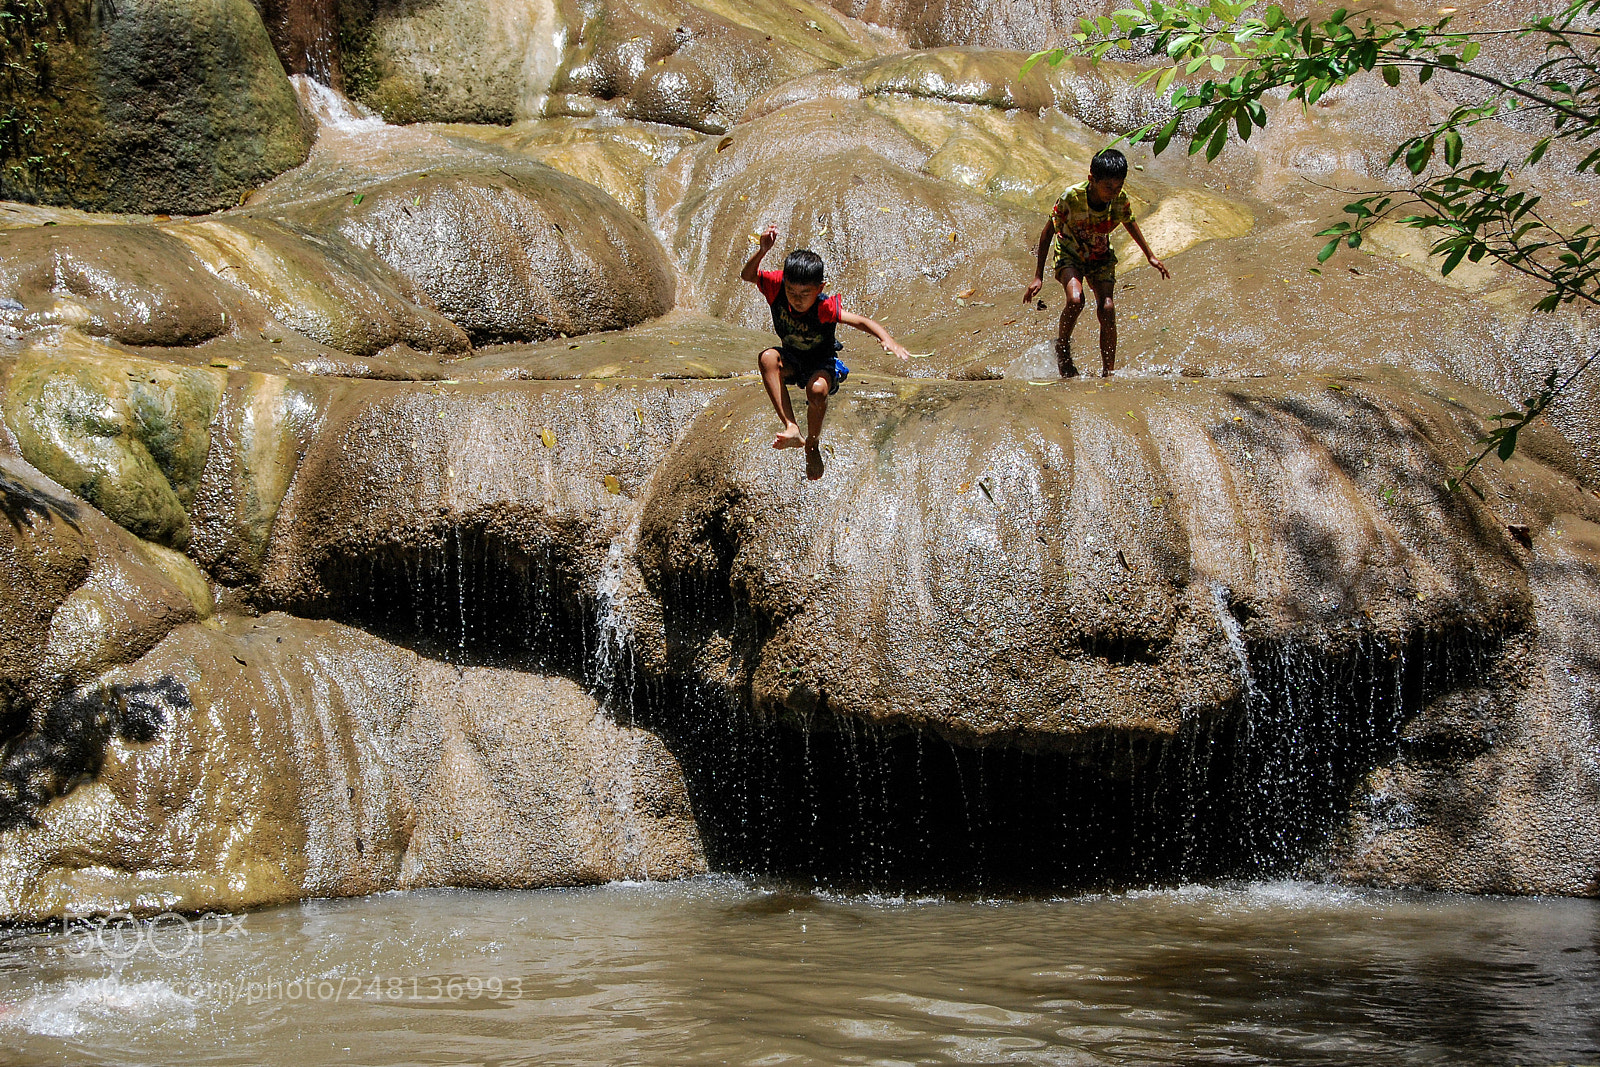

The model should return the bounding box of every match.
[604,475,622,495]
[540,428,555,448]
[717,136,735,152]
[958,288,976,298]
[1573,199,1591,207]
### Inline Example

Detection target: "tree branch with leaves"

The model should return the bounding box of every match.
[1025,0,1599,491]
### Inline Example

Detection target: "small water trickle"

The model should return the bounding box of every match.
[591,516,643,714]
[1212,582,1260,703]
[290,75,386,133]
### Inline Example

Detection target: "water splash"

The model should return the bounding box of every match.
[0,978,195,1038]
[291,75,386,134]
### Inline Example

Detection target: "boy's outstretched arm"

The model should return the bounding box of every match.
[1123,220,1171,279]
[839,309,910,361]
[1024,220,1053,303]
[741,225,779,283]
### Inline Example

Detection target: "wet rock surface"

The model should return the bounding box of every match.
[0,0,314,214]
[0,615,703,921]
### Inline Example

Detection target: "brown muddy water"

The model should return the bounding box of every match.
[0,878,1595,1066]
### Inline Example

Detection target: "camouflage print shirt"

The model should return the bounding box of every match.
[1050,181,1134,270]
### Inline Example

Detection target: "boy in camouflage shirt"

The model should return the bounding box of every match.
[1025,149,1171,377]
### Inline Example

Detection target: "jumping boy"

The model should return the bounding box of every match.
[742,225,910,479]
[1024,149,1171,378]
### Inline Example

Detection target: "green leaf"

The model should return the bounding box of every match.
[352,193,364,205]
[1205,122,1229,161]
[1443,130,1463,167]
[1156,64,1178,95]
[1382,64,1400,87]
[1318,238,1340,262]
[1418,64,1434,83]
[1210,54,1226,71]
[1496,426,1519,461]
[1152,116,1179,154]
[1019,50,1055,76]
[1461,39,1480,62]
[1405,136,1434,174]
[1235,106,1252,139]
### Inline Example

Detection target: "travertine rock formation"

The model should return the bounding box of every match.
[1,0,1597,910]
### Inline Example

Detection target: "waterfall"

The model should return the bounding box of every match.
[1212,583,1260,703]
[290,75,386,134]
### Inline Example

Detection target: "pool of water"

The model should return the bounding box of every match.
[0,878,1595,1066]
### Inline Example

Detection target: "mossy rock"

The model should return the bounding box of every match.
[3,336,224,547]
[0,0,313,214]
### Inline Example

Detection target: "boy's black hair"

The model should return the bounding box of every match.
[1090,149,1128,181]
[782,249,826,286]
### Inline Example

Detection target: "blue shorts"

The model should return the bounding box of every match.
[768,344,848,395]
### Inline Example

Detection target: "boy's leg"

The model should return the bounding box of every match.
[1088,274,1116,376]
[1055,264,1086,377]
[802,368,832,480]
[759,347,804,449]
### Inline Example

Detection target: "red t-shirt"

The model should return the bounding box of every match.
[757,270,842,359]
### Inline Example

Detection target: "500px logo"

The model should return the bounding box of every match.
[57,911,247,960]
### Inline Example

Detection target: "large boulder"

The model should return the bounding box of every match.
[0,454,209,827]
[622,368,1600,892]
[635,372,1546,739]
[0,225,237,347]
[2,336,225,548]
[245,375,728,640]
[0,615,703,921]
[338,0,889,130]
[279,162,676,344]
[0,0,313,214]
[162,215,471,357]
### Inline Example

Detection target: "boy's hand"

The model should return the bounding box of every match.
[758,225,778,253]
[883,339,911,361]
[1024,276,1044,303]
[1147,256,1171,280]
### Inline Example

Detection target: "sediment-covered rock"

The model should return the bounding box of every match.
[339,0,890,130]
[247,375,728,628]
[0,615,703,921]
[0,455,210,821]
[279,162,676,344]
[634,372,1556,739]
[1329,514,1600,896]
[0,0,313,213]
[3,337,226,548]
[0,226,237,347]
[163,215,471,358]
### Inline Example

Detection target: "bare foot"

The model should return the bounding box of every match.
[1054,339,1079,378]
[773,425,804,450]
[805,438,825,480]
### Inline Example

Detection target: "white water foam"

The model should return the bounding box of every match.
[291,75,386,133]
[1005,340,1059,381]
[0,978,195,1038]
